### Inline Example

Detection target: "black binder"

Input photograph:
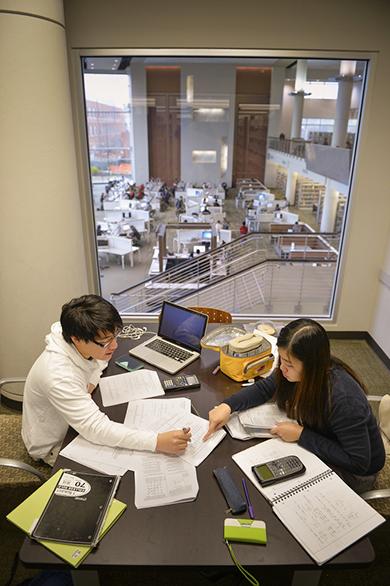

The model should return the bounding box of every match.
[32,469,120,547]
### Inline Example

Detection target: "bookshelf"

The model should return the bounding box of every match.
[275,169,287,196]
[335,196,347,232]
[296,179,325,210]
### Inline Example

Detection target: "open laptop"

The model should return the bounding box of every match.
[129,301,208,374]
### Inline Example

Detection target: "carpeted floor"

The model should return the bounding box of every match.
[1,339,389,586]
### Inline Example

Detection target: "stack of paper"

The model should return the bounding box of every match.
[60,436,134,475]
[133,453,199,509]
[225,413,270,440]
[60,397,226,509]
[238,403,294,435]
[6,470,126,568]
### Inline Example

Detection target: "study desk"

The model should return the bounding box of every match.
[98,237,139,269]
[19,331,376,585]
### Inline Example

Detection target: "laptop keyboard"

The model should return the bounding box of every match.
[146,339,193,362]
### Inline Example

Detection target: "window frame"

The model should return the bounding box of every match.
[69,48,373,324]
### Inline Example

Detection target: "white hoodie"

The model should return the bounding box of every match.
[22,322,157,464]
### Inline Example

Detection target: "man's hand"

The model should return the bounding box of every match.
[270,421,303,442]
[87,383,96,394]
[156,428,192,455]
[203,403,231,441]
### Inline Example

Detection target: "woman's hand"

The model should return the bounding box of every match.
[156,428,192,454]
[203,404,232,440]
[271,421,303,442]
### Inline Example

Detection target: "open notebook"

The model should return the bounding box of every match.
[233,439,385,565]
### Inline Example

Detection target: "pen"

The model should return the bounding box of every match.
[182,427,191,442]
[191,402,201,417]
[212,365,220,375]
[242,477,255,520]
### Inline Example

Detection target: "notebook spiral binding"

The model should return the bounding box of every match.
[272,469,334,505]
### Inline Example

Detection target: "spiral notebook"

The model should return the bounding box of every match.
[32,469,120,547]
[232,439,385,565]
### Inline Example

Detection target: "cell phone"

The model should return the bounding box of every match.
[115,355,144,372]
[162,374,200,392]
[252,455,306,487]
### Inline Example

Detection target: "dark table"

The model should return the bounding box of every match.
[20,328,375,585]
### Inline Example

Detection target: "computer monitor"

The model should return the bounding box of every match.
[201,230,212,240]
[194,245,206,254]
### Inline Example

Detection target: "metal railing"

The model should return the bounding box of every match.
[110,232,340,316]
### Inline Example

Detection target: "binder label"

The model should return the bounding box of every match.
[55,473,91,497]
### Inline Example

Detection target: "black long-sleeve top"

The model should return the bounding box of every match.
[224,368,385,476]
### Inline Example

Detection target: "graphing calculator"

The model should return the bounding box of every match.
[252,455,306,487]
[162,374,201,392]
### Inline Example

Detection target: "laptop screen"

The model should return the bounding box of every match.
[158,302,208,352]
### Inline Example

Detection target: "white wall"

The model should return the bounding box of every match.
[268,66,285,138]
[180,64,236,185]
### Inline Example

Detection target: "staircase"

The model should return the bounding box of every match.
[110,232,339,317]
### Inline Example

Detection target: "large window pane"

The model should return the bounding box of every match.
[81,56,367,318]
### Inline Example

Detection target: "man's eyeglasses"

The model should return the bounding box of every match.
[93,330,122,349]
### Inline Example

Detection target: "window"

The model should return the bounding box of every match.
[81,56,368,318]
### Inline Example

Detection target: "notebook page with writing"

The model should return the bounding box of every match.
[232,438,329,503]
[232,438,385,565]
[272,470,385,565]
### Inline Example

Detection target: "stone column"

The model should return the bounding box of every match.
[289,60,309,139]
[332,60,356,148]
[332,77,354,148]
[285,169,298,205]
[320,181,339,232]
[0,0,88,399]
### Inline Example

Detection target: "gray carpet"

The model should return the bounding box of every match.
[1,339,389,586]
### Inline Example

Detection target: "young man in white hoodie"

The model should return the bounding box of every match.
[22,295,191,465]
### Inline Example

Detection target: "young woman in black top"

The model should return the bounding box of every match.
[204,319,385,493]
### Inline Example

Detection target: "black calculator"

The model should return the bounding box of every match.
[252,455,306,486]
[162,374,201,391]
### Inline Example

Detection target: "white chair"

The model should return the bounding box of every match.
[361,395,390,516]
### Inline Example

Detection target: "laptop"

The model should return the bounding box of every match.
[129,302,208,374]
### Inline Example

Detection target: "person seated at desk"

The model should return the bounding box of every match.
[129,224,142,246]
[292,221,301,233]
[204,318,385,493]
[239,221,248,235]
[22,295,191,466]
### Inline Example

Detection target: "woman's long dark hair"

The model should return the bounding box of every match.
[274,319,367,429]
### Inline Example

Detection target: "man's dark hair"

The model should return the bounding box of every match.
[60,295,123,344]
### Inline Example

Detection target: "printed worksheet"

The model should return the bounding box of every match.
[99,369,164,406]
[124,397,191,429]
[134,453,198,509]
[143,412,226,467]
[60,435,137,474]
